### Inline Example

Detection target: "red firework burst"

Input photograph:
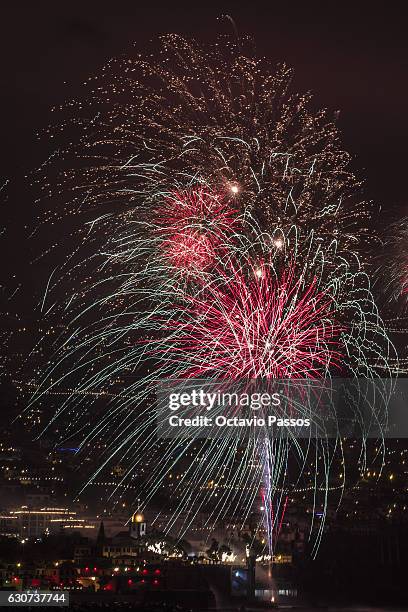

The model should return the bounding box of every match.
[155,187,239,236]
[159,260,344,378]
[161,230,215,272]
[156,186,239,273]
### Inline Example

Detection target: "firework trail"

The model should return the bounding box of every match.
[375,218,408,375]
[377,219,408,304]
[25,33,394,556]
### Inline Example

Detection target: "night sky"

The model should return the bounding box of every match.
[1,1,408,329]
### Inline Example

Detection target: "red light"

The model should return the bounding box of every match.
[141,579,145,584]
[154,569,161,575]
[93,567,97,572]
[153,579,159,586]
[142,569,148,575]
[13,577,18,582]
[85,567,89,572]
[128,579,132,585]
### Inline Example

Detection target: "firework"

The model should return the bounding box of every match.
[160,229,215,273]
[154,187,239,238]
[377,218,408,303]
[153,258,344,379]
[154,187,239,274]
[24,33,395,558]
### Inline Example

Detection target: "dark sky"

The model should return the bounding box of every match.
[1,1,407,323]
